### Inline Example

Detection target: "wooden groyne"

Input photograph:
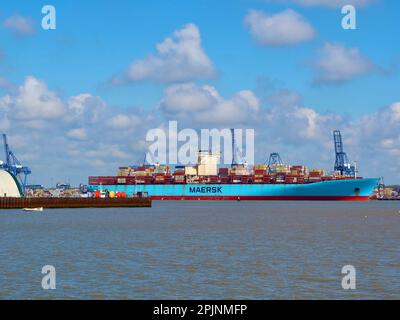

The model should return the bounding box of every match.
[0,197,152,209]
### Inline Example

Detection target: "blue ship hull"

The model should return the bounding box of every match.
[88,178,379,201]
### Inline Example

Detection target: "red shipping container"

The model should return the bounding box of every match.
[220,176,229,184]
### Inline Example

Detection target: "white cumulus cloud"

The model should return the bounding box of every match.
[67,93,107,124]
[0,76,65,120]
[291,0,375,8]
[245,9,316,47]
[265,90,342,143]
[161,83,221,114]
[112,23,216,84]
[108,114,141,129]
[266,0,376,8]
[313,43,374,84]
[160,83,260,125]
[67,128,87,140]
[0,76,155,184]
[3,15,35,36]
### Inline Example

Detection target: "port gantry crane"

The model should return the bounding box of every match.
[230,128,247,167]
[0,134,31,192]
[333,130,356,176]
[267,152,283,174]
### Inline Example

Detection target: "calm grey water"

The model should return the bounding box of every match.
[0,201,399,300]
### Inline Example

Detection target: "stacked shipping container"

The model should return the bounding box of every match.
[90,164,358,186]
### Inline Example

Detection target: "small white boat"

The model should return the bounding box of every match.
[22,207,44,212]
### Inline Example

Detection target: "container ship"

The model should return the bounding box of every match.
[88,150,379,202]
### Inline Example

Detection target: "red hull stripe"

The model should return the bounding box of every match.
[151,196,370,201]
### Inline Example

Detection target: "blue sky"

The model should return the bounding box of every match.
[0,0,399,185]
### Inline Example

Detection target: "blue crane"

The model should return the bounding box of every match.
[267,153,283,166]
[267,152,283,174]
[333,130,355,176]
[0,134,31,191]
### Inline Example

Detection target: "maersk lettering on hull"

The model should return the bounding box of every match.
[189,186,223,194]
[88,178,379,201]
